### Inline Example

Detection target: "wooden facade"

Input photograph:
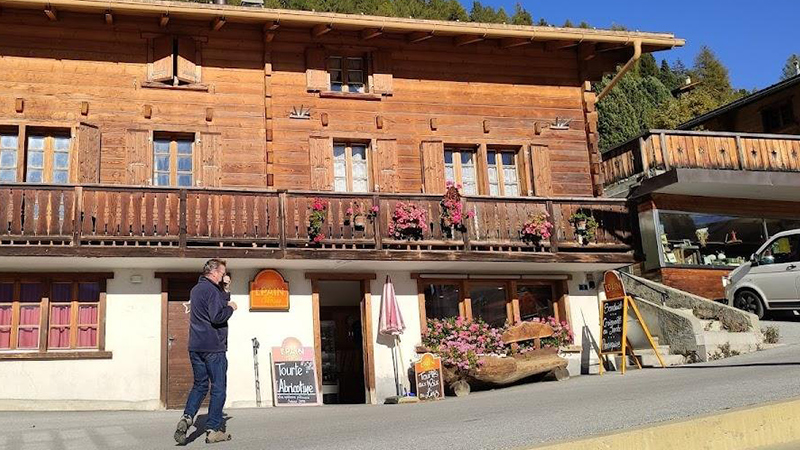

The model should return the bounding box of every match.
[0,1,683,262]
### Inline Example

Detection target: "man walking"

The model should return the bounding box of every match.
[174,259,237,445]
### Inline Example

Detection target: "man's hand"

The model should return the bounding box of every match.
[229,301,238,311]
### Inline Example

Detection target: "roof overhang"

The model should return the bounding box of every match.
[631,168,800,202]
[0,0,684,51]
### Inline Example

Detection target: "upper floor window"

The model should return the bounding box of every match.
[487,149,520,197]
[333,142,369,192]
[444,147,478,195]
[0,132,18,182]
[761,100,795,133]
[329,56,366,93]
[25,130,71,184]
[148,36,201,87]
[153,133,194,187]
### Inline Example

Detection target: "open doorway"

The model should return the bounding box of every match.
[317,280,367,404]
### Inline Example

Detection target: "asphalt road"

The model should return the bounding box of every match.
[2,318,800,450]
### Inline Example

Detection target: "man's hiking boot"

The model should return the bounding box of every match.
[173,414,193,445]
[205,429,232,444]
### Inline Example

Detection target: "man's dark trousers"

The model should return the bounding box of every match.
[183,351,228,431]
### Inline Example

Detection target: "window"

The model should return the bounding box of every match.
[0,276,105,354]
[444,147,478,195]
[517,284,555,322]
[153,134,194,187]
[329,56,366,93]
[333,142,369,192]
[0,131,18,182]
[487,150,520,197]
[25,131,71,184]
[423,283,462,321]
[469,283,509,328]
[759,235,800,265]
[761,101,795,132]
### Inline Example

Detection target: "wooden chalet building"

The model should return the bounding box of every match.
[603,74,800,301]
[0,0,682,410]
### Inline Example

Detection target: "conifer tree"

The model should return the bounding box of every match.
[511,3,533,26]
[781,54,800,80]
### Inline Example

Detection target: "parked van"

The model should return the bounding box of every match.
[724,229,800,319]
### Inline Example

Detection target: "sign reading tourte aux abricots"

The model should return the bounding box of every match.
[250,269,289,311]
[414,353,445,401]
[271,337,321,406]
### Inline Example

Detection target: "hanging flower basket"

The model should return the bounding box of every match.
[308,198,328,244]
[520,212,553,249]
[345,203,379,230]
[568,210,598,246]
[440,182,474,238]
[388,201,426,241]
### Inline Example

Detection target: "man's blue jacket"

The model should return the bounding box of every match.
[188,276,233,353]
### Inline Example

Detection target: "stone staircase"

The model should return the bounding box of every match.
[614,337,688,369]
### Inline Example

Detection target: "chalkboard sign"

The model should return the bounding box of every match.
[414,353,444,401]
[601,298,625,353]
[271,337,321,406]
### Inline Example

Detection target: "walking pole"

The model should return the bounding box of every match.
[252,337,261,408]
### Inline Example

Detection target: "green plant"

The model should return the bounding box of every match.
[568,210,598,243]
[763,326,780,344]
[307,198,327,244]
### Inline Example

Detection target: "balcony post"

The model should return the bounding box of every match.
[638,137,648,173]
[735,135,746,170]
[372,194,382,250]
[461,198,471,251]
[278,191,287,250]
[659,132,671,171]
[546,200,559,253]
[179,189,187,250]
[72,186,82,247]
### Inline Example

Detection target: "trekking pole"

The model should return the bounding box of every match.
[252,337,261,407]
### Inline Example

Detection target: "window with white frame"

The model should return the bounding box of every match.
[487,149,520,197]
[329,56,366,93]
[153,133,194,187]
[333,142,370,192]
[444,147,478,195]
[25,131,71,184]
[0,132,18,182]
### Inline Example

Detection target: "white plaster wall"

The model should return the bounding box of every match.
[0,269,162,410]
[224,269,314,408]
[566,271,604,348]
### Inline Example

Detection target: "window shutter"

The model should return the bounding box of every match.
[371,50,393,95]
[176,37,199,84]
[420,140,445,194]
[374,139,398,193]
[150,36,174,83]
[530,144,553,196]
[198,132,221,187]
[309,136,333,190]
[305,48,329,92]
[76,123,101,183]
[126,129,151,185]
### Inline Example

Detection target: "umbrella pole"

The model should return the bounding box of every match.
[396,335,406,396]
[391,338,400,397]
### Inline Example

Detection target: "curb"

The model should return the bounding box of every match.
[527,396,800,450]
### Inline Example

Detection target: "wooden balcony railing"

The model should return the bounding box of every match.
[0,184,635,261]
[602,130,800,187]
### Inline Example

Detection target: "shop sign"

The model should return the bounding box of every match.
[414,353,444,401]
[271,337,321,406]
[603,271,626,300]
[250,269,289,311]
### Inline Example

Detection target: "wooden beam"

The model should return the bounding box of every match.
[263,20,280,31]
[597,42,629,53]
[159,13,169,28]
[360,27,383,40]
[579,42,597,61]
[545,40,578,51]
[311,23,332,38]
[407,31,434,44]
[500,37,532,49]
[104,10,113,25]
[44,4,57,21]
[211,16,226,31]
[454,34,484,47]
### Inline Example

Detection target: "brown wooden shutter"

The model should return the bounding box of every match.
[151,36,174,83]
[374,139,398,193]
[309,136,333,190]
[420,140,445,194]
[530,144,553,196]
[198,132,221,187]
[305,48,329,92]
[76,123,101,183]
[176,37,199,84]
[126,129,151,185]
[371,50,393,95]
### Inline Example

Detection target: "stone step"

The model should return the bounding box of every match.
[699,319,723,332]
[614,352,686,368]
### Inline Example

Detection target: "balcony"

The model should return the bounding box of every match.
[0,184,635,263]
[602,129,800,194]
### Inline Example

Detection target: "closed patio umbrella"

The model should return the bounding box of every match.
[379,275,407,397]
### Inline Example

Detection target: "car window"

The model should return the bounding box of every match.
[761,235,800,264]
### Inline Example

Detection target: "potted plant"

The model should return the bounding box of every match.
[308,198,327,244]
[568,210,598,245]
[345,203,380,230]
[520,212,553,249]
[388,201,427,241]
[440,182,474,238]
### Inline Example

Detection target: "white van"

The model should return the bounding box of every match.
[724,229,800,319]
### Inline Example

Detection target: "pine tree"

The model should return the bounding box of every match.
[495,6,510,24]
[578,21,591,29]
[658,59,680,91]
[638,54,659,79]
[510,3,532,26]
[537,18,548,26]
[692,46,734,101]
[781,54,800,80]
[563,19,574,28]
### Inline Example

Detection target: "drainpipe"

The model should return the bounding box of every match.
[596,39,642,102]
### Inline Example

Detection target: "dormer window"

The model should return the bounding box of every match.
[146,36,202,88]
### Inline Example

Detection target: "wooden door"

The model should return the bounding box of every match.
[165,277,208,410]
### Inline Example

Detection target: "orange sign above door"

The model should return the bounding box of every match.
[250,269,290,311]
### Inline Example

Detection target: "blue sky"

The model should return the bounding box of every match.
[479,0,798,90]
